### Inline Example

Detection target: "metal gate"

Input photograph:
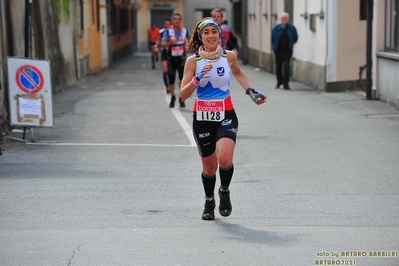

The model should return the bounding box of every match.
[150,10,173,29]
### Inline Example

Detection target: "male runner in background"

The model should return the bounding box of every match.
[155,18,172,93]
[211,9,239,55]
[161,13,189,108]
[148,23,160,69]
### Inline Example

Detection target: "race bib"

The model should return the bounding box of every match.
[196,100,225,122]
[171,46,184,56]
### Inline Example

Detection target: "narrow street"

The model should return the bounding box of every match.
[1,52,399,266]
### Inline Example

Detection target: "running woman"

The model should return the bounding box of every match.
[180,18,266,220]
[161,13,189,108]
[148,23,160,69]
[155,18,172,93]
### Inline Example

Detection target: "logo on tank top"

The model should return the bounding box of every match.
[217,67,225,76]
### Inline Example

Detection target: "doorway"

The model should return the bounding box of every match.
[150,10,173,29]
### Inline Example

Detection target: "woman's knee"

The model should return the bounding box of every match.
[201,155,218,176]
[218,155,233,169]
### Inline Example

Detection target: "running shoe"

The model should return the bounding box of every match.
[218,189,232,217]
[169,95,176,108]
[202,199,215,220]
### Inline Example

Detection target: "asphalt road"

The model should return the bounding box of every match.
[1,52,399,266]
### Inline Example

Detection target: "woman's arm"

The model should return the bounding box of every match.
[227,51,251,91]
[228,51,267,105]
[180,56,197,101]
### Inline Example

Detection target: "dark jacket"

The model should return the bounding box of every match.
[221,29,239,51]
[271,23,298,52]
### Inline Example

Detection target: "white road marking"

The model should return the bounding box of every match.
[164,90,196,147]
[26,142,195,148]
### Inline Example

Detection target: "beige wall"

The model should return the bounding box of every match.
[293,0,327,66]
[247,0,281,54]
[335,0,367,82]
[291,0,327,89]
[247,0,283,70]
[57,0,78,85]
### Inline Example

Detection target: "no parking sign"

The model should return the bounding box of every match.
[7,57,54,127]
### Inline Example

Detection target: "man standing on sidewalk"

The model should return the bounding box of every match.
[271,12,298,90]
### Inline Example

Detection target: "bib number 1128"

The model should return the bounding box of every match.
[196,100,225,122]
[200,111,221,121]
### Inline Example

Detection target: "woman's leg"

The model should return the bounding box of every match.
[215,138,235,217]
[199,153,218,220]
[216,138,235,190]
[161,60,168,91]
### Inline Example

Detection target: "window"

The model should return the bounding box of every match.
[120,7,128,33]
[202,9,213,18]
[385,0,398,51]
[110,1,116,35]
[80,0,84,37]
[360,0,366,20]
[97,0,100,32]
[233,1,242,34]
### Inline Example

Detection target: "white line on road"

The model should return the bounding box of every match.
[26,142,195,148]
[164,90,196,147]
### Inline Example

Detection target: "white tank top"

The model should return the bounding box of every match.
[194,49,234,111]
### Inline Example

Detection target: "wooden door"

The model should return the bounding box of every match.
[87,0,103,71]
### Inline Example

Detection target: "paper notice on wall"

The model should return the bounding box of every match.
[19,98,42,116]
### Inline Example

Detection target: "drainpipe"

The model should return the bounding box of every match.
[365,0,373,100]
[24,0,32,58]
[269,0,273,73]
[241,0,249,64]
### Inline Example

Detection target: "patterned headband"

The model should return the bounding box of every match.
[197,19,221,41]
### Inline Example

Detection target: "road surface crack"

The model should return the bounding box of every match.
[67,243,84,266]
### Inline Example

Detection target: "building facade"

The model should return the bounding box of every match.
[135,0,184,51]
[133,0,232,51]
[0,0,137,133]
[241,0,398,109]
[183,0,233,36]
[374,0,398,108]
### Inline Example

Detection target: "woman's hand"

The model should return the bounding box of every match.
[196,64,213,80]
[246,88,267,105]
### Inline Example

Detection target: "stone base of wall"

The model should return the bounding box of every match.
[79,55,90,79]
[294,59,325,90]
[247,49,327,89]
[112,44,133,62]
[247,48,273,72]
[377,52,399,110]
[246,49,366,93]
[380,95,399,110]
[325,80,363,92]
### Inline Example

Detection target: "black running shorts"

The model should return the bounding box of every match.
[192,110,239,157]
[161,49,168,61]
[167,58,186,85]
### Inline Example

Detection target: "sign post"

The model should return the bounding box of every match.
[7,57,54,141]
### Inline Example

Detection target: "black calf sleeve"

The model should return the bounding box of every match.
[219,164,234,190]
[201,173,216,198]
